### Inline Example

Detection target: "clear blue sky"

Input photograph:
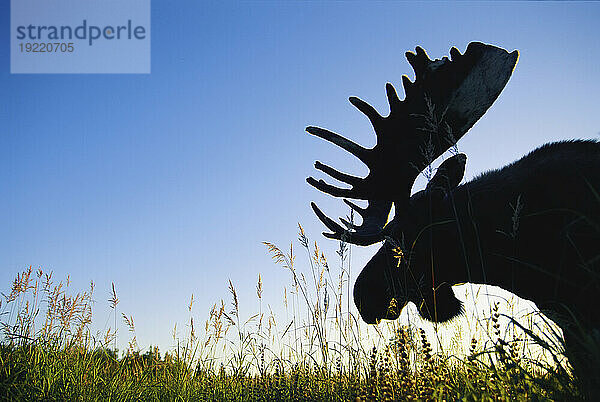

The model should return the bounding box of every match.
[1,2,599,352]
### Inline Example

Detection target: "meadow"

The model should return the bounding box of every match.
[0,223,589,401]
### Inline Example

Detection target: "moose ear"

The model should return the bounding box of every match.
[425,153,467,197]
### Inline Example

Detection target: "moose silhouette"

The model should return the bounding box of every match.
[307,42,600,384]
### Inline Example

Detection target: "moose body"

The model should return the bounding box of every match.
[306,42,600,385]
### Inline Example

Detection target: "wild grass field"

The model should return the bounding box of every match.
[0,225,590,401]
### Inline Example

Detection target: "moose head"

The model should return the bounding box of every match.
[307,42,519,325]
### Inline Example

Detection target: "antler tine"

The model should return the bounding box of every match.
[449,46,461,61]
[343,199,366,214]
[310,202,388,246]
[349,96,384,128]
[401,76,416,98]
[343,199,392,230]
[306,177,356,198]
[311,202,346,235]
[405,46,432,81]
[385,82,402,111]
[306,126,371,165]
[314,161,361,186]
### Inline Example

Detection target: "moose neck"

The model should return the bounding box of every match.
[420,187,531,299]
[421,170,596,317]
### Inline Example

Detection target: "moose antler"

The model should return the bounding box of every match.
[308,42,518,244]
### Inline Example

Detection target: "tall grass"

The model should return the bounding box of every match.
[0,227,587,400]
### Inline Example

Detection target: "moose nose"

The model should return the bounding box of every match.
[354,270,393,325]
[353,284,378,324]
[353,242,402,324]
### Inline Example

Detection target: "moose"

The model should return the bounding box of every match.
[306,42,600,382]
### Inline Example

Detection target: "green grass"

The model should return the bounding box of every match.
[0,227,587,401]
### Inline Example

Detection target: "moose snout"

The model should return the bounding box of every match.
[353,244,402,324]
[353,279,389,324]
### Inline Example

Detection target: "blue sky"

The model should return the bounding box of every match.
[1,2,599,352]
